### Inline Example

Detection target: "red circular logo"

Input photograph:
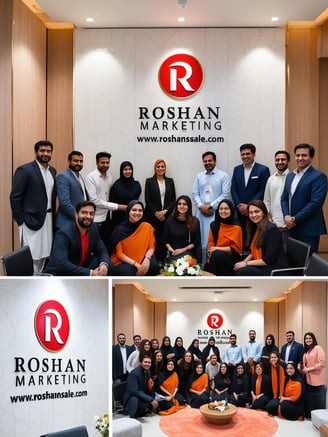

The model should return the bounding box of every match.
[207,313,224,329]
[34,300,70,352]
[158,53,203,99]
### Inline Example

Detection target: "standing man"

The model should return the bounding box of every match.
[113,333,133,383]
[222,334,243,379]
[192,151,230,264]
[56,151,88,229]
[44,201,112,276]
[231,143,270,235]
[123,355,158,418]
[85,152,126,247]
[264,150,290,246]
[130,334,142,352]
[280,330,304,370]
[281,143,327,253]
[10,140,57,272]
[242,329,262,378]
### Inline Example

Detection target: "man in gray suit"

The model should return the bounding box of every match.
[10,140,57,272]
[56,151,88,228]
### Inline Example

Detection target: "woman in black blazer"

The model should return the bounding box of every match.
[144,159,176,264]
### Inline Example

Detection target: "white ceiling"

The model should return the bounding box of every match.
[35,0,328,29]
[112,278,322,303]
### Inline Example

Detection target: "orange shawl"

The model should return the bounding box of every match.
[270,365,285,398]
[208,223,243,254]
[190,373,209,392]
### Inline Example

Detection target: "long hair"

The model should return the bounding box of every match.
[245,200,270,248]
[138,339,151,363]
[172,195,198,233]
[303,332,318,353]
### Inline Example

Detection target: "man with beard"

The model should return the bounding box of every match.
[56,151,88,228]
[44,201,112,276]
[10,140,57,272]
[223,334,243,379]
[264,150,290,247]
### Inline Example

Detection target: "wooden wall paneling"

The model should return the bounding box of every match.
[285,28,319,156]
[301,281,327,346]
[113,284,135,344]
[133,288,154,340]
[285,284,303,343]
[263,302,279,342]
[0,0,14,258]
[47,29,74,173]
[319,57,328,252]
[278,299,286,348]
[153,302,167,342]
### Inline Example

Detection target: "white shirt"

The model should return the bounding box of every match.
[85,168,118,222]
[264,169,289,227]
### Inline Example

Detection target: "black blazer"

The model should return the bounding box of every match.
[144,175,176,219]
[112,344,133,380]
[10,160,57,230]
[44,221,110,276]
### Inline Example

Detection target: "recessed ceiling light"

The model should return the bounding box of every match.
[86,17,94,23]
[178,17,185,22]
[271,17,279,22]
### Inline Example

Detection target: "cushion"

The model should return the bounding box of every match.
[312,409,328,430]
[112,418,142,437]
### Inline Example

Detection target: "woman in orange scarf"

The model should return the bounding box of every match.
[234,200,288,275]
[250,362,271,410]
[156,359,186,415]
[188,362,210,408]
[265,352,286,415]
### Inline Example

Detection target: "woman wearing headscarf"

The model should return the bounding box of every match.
[250,362,271,410]
[201,336,221,369]
[109,161,141,233]
[267,362,305,420]
[109,200,160,276]
[188,362,210,408]
[173,337,186,368]
[163,195,201,263]
[302,332,326,418]
[261,334,279,374]
[212,362,231,402]
[155,359,186,415]
[229,363,250,407]
[144,159,176,264]
[177,351,194,403]
[187,339,203,364]
[160,336,175,364]
[234,200,288,276]
[204,199,243,275]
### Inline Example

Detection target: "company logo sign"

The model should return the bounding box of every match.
[158,53,203,99]
[207,312,224,329]
[34,300,70,352]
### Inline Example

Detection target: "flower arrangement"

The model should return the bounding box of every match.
[208,399,229,413]
[95,414,109,437]
[162,254,201,276]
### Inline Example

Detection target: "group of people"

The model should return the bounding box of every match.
[9,140,327,276]
[113,330,326,421]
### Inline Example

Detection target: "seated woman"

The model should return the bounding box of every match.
[212,362,231,402]
[149,349,164,386]
[234,200,288,276]
[160,336,175,364]
[266,362,305,420]
[155,359,186,415]
[109,160,142,233]
[229,363,249,407]
[163,195,201,263]
[109,200,160,276]
[260,334,279,375]
[250,362,271,410]
[188,363,210,408]
[177,351,194,403]
[265,352,286,414]
[204,199,243,275]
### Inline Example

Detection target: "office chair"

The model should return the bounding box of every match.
[40,425,89,437]
[1,246,51,276]
[305,252,328,276]
[271,237,311,276]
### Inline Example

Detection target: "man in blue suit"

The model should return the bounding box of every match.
[231,143,270,235]
[280,330,304,370]
[56,151,88,228]
[10,140,57,272]
[281,143,327,253]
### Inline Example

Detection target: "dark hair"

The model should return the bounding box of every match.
[96,151,112,162]
[133,334,141,341]
[294,143,315,158]
[303,332,318,352]
[240,143,256,154]
[139,339,151,363]
[275,150,290,161]
[34,140,53,152]
[202,151,216,161]
[68,150,83,160]
[265,334,276,346]
[116,333,125,340]
[286,330,295,337]
[75,200,96,213]
[173,195,199,233]
[245,200,269,248]
[230,334,237,339]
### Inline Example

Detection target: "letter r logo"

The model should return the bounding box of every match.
[159,53,203,99]
[35,300,70,352]
[207,313,223,329]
